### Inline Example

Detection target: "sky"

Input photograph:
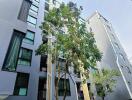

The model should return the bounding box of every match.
[63,0,132,61]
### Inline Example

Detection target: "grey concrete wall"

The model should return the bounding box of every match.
[0,0,27,97]
[0,0,47,100]
[0,72,17,95]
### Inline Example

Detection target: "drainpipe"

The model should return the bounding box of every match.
[116,56,132,99]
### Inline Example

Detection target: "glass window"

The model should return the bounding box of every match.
[126,66,131,74]
[18,0,31,22]
[32,0,39,5]
[45,2,49,11]
[23,30,35,45]
[27,15,37,27]
[115,43,120,49]
[57,78,71,96]
[2,30,24,71]
[14,73,29,96]
[19,88,27,95]
[38,78,47,100]
[107,25,111,31]
[119,54,125,61]
[18,48,32,66]
[29,4,38,15]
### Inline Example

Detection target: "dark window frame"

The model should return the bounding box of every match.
[29,4,39,15]
[32,0,39,6]
[23,30,35,45]
[40,55,47,72]
[13,73,30,96]
[38,78,47,100]
[18,47,32,66]
[119,53,125,61]
[57,78,71,96]
[2,30,25,72]
[126,66,131,74]
[45,2,49,11]
[27,15,37,27]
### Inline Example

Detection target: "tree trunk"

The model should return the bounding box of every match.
[55,79,59,100]
[55,62,61,100]
[79,60,91,100]
[81,82,91,100]
[63,72,67,100]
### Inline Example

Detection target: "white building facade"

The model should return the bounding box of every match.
[86,11,132,100]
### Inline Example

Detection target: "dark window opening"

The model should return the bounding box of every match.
[76,82,84,100]
[40,55,47,72]
[42,29,48,44]
[57,78,71,96]
[45,3,49,11]
[13,73,29,96]
[2,30,25,71]
[38,78,46,100]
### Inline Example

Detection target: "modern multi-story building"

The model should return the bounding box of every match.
[86,11,132,100]
[0,0,47,99]
[0,0,84,100]
[0,0,131,100]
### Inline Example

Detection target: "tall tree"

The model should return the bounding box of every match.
[36,2,102,100]
[93,69,120,100]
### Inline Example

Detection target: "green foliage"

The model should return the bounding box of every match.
[36,44,48,55]
[36,2,102,79]
[93,69,120,98]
